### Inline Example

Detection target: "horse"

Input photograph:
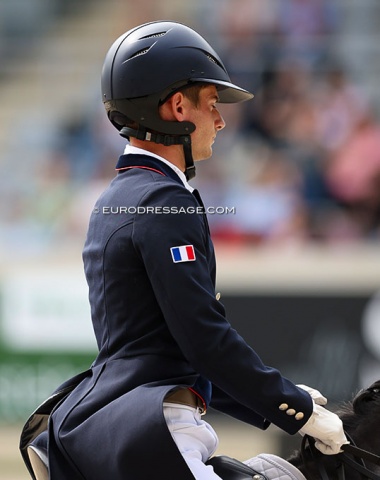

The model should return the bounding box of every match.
[287,379,380,480]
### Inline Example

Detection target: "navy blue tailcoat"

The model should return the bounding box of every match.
[46,153,313,479]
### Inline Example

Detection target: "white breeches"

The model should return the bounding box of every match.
[163,403,222,479]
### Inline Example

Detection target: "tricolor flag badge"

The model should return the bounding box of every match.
[170,245,196,263]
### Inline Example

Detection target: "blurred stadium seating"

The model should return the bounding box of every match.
[1,0,380,256]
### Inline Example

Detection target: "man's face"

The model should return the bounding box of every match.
[183,85,226,162]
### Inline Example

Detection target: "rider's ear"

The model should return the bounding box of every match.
[160,92,186,122]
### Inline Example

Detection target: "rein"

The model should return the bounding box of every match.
[301,434,380,480]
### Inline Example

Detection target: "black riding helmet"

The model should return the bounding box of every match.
[101,20,253,180]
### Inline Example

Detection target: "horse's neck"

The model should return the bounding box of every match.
[287,453,320,480]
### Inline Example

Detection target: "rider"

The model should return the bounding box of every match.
[46,21,347,480]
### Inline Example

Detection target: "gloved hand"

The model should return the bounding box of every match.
[297,384,327,406]
[299,403,348,455]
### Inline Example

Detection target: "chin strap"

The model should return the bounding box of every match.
[119,126,196,181]
[182,136,196,181]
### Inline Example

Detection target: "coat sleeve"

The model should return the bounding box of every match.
[132,182,313,435]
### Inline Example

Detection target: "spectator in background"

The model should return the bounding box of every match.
[313,67,370,153]
[213,145,307,246]
[276,0,340,68]
[324,110,380,239]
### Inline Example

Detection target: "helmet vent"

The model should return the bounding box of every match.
[206,53,223,69]
[129,48,150,60]
[139,31,167,40]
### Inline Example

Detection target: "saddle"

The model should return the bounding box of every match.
[206,455,268,480]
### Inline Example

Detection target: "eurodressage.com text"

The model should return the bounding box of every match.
[96,206,236,215]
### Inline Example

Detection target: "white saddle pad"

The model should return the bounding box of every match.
[244,453,307,480]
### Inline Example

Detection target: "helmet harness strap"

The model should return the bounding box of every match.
[120,126,196,180]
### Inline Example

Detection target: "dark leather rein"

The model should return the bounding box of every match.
[301,434,380,480]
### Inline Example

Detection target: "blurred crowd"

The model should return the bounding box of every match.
[2,0,380,253]
[192,0,380,246]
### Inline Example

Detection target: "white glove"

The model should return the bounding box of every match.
[299,403,348,455]
[297,384,327,406]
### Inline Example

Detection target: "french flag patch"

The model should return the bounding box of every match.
[170,245,196,263]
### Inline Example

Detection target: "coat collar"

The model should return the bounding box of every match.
[118,146,193,192]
